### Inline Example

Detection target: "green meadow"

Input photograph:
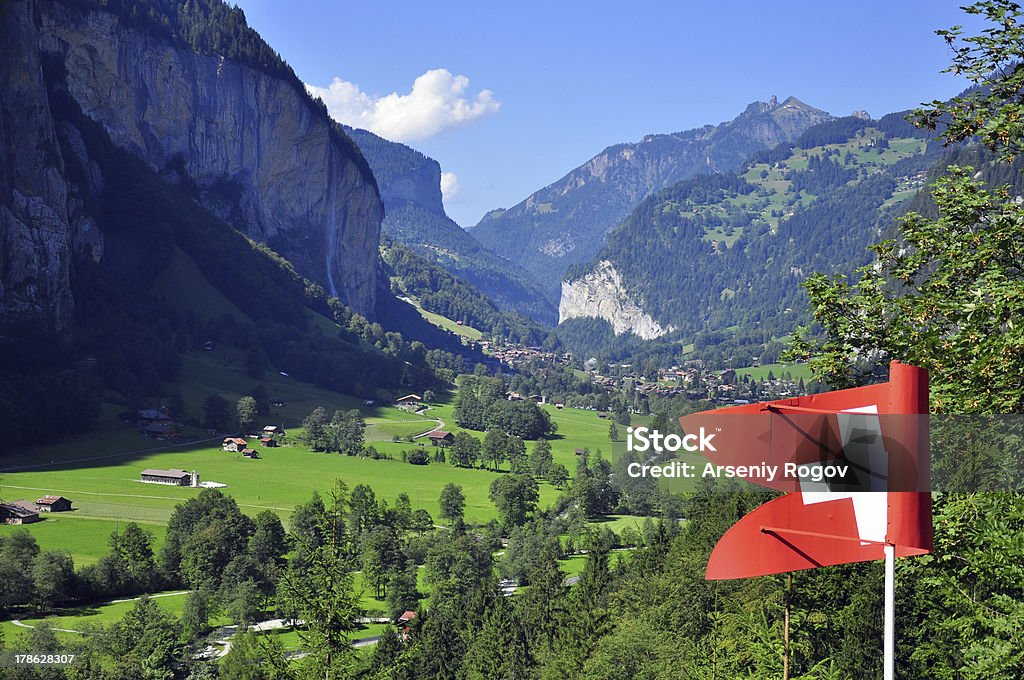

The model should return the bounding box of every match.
[735,362,813,382]
[0,350,631,558]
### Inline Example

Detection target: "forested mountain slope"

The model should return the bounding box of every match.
[557,113,944,356]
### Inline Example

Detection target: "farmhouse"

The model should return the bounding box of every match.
[260,437,278,447]
[140,469,194,486]
[241,448,260,459]
[35,495,72,512]
[262,425,284,436]
[0,501,41,525]
[426,431,454,447]
[395,394,422,410]
[223,437,247,452]
[397,610,417,639]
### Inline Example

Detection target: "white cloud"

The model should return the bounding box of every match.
[440,171,460,202]
[306,68,500,142]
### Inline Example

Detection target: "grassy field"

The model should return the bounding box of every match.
[0,515,165,567]
[0,590,214,642]
[0,351,627,540]
[416,307,484,341]
[735,363,813,382]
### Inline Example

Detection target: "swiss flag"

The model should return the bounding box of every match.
[679,361,931,580]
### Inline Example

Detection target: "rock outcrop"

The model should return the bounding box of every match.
[0,0,383,328]
[559,260,673,340]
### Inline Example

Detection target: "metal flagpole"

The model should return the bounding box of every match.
[884,543,895,680]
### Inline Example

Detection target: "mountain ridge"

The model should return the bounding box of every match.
[346,127,559,324]
[557,111,941,358]
[471,96,833,301]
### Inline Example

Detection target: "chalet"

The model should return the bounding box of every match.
[0,501,40,525]
[259,437,278,448]
[397,610,417,626]
[395,394,422,409]
[140,469,193,486]
[529,394,545,404]
[241,448,260,459]
[223,437,248,452]
[35,495,72,512]
[262,425,284,436]
[597,411,609,419]
[426,431,455,447]
[554,403,565,410]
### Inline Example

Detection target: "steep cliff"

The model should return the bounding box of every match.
[345,127,445,216]
[347,127,558,324]
[0,0,74,327]
[472,96,832,301]
[0,0,382,328]
[558,260,673,340]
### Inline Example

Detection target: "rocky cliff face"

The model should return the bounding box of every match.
[0,0,74,327]
[559,260,672,340]
[0,0,382,328]
[345,127,445,216]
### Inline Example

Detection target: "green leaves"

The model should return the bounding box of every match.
[788,166,1024,413]
[912,1,1024,161]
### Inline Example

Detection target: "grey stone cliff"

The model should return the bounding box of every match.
[0,0,383,328]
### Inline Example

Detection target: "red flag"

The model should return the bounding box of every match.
[679,361,930,580]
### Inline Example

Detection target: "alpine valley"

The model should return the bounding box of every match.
[4,1,1024,677]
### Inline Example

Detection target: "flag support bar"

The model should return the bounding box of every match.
[884,543,895,680]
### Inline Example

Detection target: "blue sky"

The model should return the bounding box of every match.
[235,1,983,227]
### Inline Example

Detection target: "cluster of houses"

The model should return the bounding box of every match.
[0,495,73,525]
[220,425,284,458]
[470,342,572,372]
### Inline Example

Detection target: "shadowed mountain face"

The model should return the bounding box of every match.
[470,96,833,301]
[346,127,558,325]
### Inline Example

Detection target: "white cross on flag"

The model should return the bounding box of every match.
[679,361,931,580]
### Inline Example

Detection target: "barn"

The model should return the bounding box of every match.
[35,495,73,512]
[140,469,193,486]
[0,501,40,525]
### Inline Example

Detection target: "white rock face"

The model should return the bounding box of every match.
[559,260,673,340]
